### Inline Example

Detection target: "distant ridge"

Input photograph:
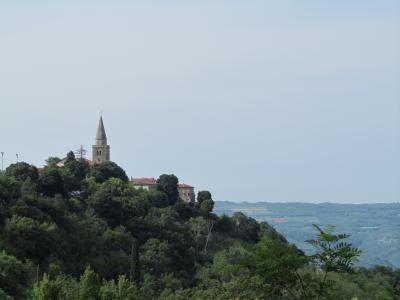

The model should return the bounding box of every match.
[214,201,400,268]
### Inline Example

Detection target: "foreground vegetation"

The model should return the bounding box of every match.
[0,153,399,299]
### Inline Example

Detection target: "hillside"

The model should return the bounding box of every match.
[0,158,399,299]
[214,201,400,268]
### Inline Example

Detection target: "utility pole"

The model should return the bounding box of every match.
[75,145,87,160]
[1,152,4,171]
[16,153,19,163]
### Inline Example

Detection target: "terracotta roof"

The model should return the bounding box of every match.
[178,183,194,189]
[56,157,93,168]
[56,158,67,167]
[130,177,158,186]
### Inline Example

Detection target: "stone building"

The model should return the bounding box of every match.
[130,177,158,191]
[92,116,110,164]
[178,183,195,203]
[130,178,196,202]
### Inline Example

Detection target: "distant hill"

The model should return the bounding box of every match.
[214,201,400,268]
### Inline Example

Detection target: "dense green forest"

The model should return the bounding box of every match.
[0,153,399,299]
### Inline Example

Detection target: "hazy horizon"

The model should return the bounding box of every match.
[215,200,400,205]
[1,1,399,203]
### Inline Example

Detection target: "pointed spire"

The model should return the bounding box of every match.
[95,116,107,145]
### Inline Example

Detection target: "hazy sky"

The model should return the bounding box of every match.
[1,1,399,203]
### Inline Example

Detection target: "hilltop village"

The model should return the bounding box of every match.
[0,118,396,299]
[53,116,196,203]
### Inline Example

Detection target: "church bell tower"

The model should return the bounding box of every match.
[92,116,110,164]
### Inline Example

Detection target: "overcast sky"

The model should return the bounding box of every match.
[0,1,399,203]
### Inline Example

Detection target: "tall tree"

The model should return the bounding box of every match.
[39,168,65,197]
[306,224,362,299]
[89,161,128,183]
[79,266,100,300]
[157,174,179,205]
[64,159,89,181]
[197,191,212,204]
[64,151,76,165]
[31,274,68,300]
[5,162,38,182]
[197,190,214,213]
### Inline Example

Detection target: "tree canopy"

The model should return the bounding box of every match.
[89,161,128,183]
[5,162,39,182]
[157,174,179,205]
[0,158,398,299]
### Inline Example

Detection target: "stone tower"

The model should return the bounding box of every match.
[92,116,110,164]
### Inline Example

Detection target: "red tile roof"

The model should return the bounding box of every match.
[56,157,93,167]
[130,177,158,186]
[178,183,194,189]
